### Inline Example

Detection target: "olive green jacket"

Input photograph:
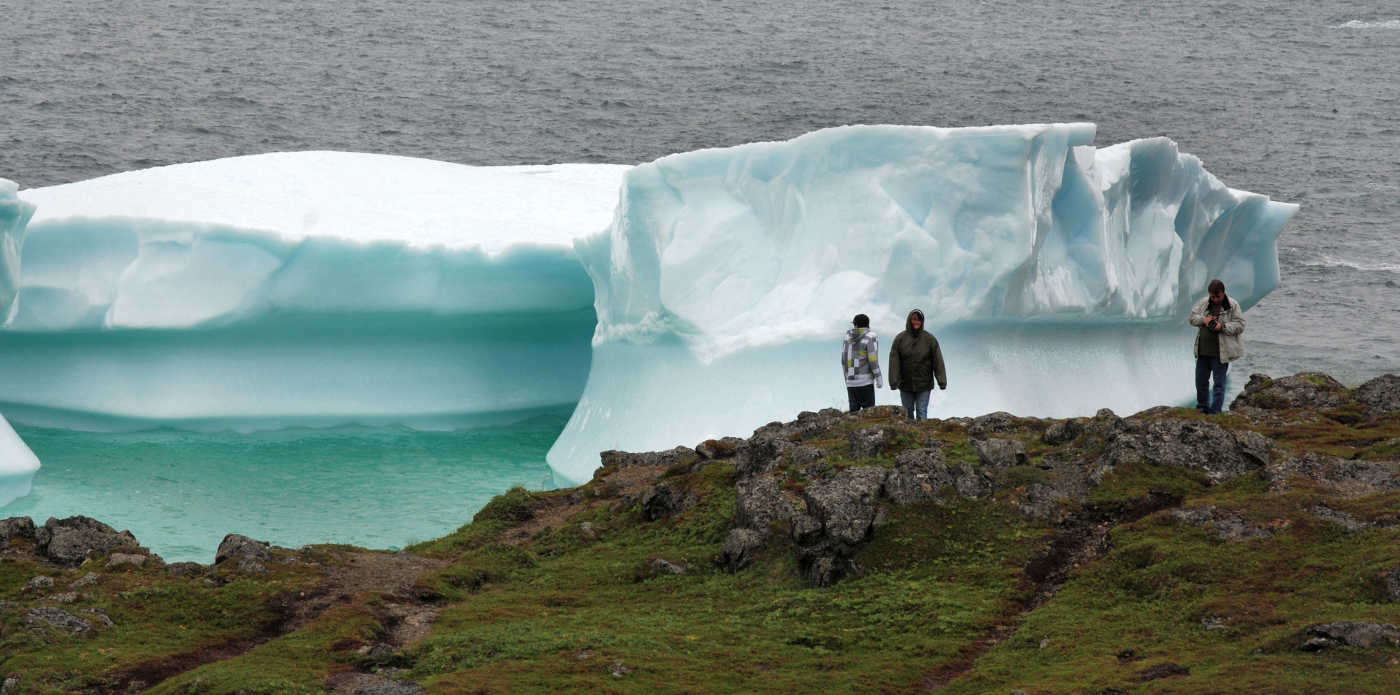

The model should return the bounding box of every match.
[889,328,946,393]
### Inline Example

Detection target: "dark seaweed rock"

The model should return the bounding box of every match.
[35,516,143,567]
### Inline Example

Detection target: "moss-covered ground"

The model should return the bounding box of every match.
[3,394,1398,693]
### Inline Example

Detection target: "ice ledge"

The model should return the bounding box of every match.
[579,124,1297,364]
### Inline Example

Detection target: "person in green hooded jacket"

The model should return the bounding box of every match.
[888,308,946,420]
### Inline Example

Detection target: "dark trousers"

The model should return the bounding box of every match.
[1195,356,1229,414]
[847,384,875,413]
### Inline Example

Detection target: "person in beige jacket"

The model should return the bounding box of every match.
[1188,278,1245,414]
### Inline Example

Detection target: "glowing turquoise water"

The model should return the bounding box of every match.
[1,412,568,563]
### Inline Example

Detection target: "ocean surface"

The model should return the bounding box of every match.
[2,0,1398,560]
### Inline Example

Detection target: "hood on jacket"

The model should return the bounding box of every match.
[846,326,871,341]
[905,309,925,333]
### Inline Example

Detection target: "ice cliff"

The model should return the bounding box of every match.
[0,125,1296,488]
[3,153,626,437]
[548,124,1296,482]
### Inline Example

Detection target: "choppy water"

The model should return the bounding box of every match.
[2,0,1398,556]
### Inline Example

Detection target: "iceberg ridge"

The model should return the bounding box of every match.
[0,127,1296,487]
[546,124,1296,483]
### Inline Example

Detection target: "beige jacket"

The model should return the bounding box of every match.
[1188,295,1245,363]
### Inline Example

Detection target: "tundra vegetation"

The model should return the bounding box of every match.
[2,372,1398,694]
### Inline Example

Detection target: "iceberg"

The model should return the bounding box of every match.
[5,153,627,429]
[0,412,41,506]
[547,124,1296,483]
[0,125,1296,487]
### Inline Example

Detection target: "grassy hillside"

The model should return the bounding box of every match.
[2,372,1398,694]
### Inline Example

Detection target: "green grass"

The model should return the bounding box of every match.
[4,401,1399,693]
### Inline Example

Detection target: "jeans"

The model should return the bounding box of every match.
[846,384,875,413]
[1195,356,1229,414]
[899,389,931,420]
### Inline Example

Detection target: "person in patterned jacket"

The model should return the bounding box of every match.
[841,313,883,413]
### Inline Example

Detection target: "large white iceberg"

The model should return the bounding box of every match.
[5,153,627,429]
[0,125,1296,486]
[0,412,41,507]
[547,124,1296,482]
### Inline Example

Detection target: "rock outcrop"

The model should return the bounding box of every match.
[33,517,150,567]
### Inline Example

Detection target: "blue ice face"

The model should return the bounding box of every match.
[0,125,1295,486]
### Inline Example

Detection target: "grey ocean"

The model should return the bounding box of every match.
[2,1,1397,559]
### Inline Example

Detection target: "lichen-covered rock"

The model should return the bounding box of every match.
[719,528,765,572]
[166,562,204,577]
[802,466,887,546]
[885,448,949,505]
[695,437,743,460]
[734,433,795,480]
[1171,506,1274,542]
[1352,374,1400,413]
[35,516,142,567]
[1231,372,1349,411]
[848,425,895,460]
[972,437,1028,468]
[1016,483,1070,521]
[215,534,271,572]
[1099,419,1272,483]
[735,476,800,531]
[802,554,842,588]
[969,411,1021,438]
[599,446,700,471]
[1308,505,1368,532]
[24,606,94,636]
[0,517,35,542]
[648,557,687,575]
[641,482,692,521]
[1302,622,1400,650]
[106,553,148,568]
[1265,453,1400,497]
[1385,566,1400,603]
[1042,419,1084,446]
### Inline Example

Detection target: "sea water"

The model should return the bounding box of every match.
[3,414,566,562]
